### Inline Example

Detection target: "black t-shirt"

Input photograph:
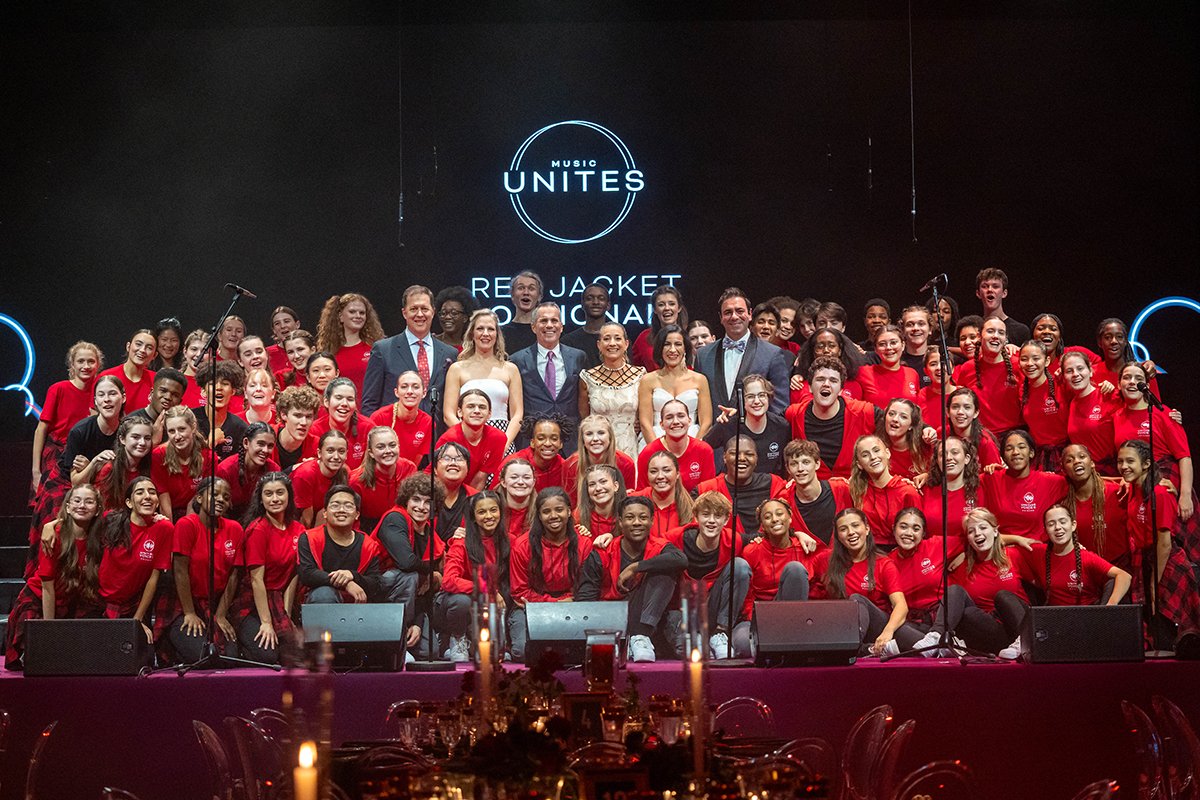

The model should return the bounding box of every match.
[435,488,472,542]
[804,404,846,469]
[725,474,774,535]
[900,350,931,387]
[1003,318,1032,349]
[682,528,720,580]
[502,322,537,355]
[193,410,248,462]
[59,416,118,475]
[705,412,792,476]
[793,481,838,545]
[277,437,305,473]
[560,327,602,369]
[297,529,382,598]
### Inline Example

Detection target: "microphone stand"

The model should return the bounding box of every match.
[710,383,752,666]
[409,379,455,671]
[1141,384,1173,658]
[175,285,279,674]
[886,276,977,662]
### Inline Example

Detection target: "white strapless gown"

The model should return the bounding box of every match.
[650,387,701,440]
[460,378,510,423]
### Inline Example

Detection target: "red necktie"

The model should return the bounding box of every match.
[416,339,431,390]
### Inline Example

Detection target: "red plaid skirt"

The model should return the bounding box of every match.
[4,587,42,668]
[26,473,70,578]
[229,585,297,636]
[1033,444,1064,474]
[1161,460,1200,565]
[30,439,65,504]
[1122,546,1200,639]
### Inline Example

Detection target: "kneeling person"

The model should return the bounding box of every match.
[298,486,381,604]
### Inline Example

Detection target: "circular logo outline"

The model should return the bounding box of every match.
[507,120,640,245]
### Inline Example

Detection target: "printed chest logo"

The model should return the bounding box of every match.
[688,461,701,479]
[1021,491,1037,512]
[139,539,155,561]
[224,539,237,559]
[504,121,645,244]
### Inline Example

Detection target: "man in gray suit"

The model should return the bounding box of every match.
[361,285,458,422]
[695,287,792,417]
[509,301,587,455]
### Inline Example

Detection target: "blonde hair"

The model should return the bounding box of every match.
[162,405,206,478]
[458,309,508,362]
[848,434,889,507]
[66,341,104,378]
[963,507,1010,573]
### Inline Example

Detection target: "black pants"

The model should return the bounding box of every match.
[707,557,751,634]
[627,572,679,638]
[943,585,1029,653]
[851,594,925,653]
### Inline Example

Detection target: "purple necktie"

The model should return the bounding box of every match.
[544,351,557,398]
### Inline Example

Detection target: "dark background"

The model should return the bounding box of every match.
[1,2,1197,443]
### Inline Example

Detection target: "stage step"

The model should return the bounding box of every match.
[0,546,25,579]
[0,578,23,615]
[0,515,31,548]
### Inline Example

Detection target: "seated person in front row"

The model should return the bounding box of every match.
[576,495,687,663]
[297,485,382,604]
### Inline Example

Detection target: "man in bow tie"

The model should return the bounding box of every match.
[695,287,792,417]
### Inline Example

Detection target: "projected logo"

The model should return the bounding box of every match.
[0,312,40,416]
[1129,296,1200,374]
[503,120,645,244]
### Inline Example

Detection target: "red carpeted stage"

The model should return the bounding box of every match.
[0,658,1196,800]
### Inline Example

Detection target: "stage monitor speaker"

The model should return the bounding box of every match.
[23,619,153,676]
[524,601,628,666]
[301,603,407,671]
[752,600,861,667]
[1020,605,1144,663]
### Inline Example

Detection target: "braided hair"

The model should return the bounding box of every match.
[238,422,276,489]
[526,487,581,595]
[1060,444,1108,554]
[1043,504,1083,602]
[1019,340,1058,411]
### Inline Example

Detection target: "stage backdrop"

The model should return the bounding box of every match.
[1,4,1197,442]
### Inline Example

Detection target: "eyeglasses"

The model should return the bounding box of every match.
[326,501,357,511]
[438,308,466,318]
[744,392,770,401]
[439,454,467,464]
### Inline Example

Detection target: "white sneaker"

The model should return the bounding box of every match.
[444,635,471,663]
[405,650,415,666]
[880,639,900,658]
[912,631,942,658]
[998,637,1022,660]
[629,634,657,663]
[709,632,730,660]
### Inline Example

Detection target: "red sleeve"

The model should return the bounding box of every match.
[1160,414,1192,460]
[152,520,174,570]
[876,557,903,596]
[173,515,199,556]
[150,446,170,491]
[508,535,536,602]
[38,382,63,425]
[441,539,476,595]
[1154,487,1179,532]
[242,521,266,568]
[35,533,61,582]
[1080,548,1115,585]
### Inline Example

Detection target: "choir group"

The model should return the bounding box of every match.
[8,267,1199,670]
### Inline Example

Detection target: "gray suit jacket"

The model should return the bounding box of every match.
[509,342,588,454]
[361,331,457,418]
[695,336,792,416]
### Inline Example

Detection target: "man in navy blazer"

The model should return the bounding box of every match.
[361,285,457,422]
[509,301,587,455]
[694,287,793,417]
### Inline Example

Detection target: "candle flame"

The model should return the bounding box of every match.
[480,628,490,643]
[690,647,702,663]
[322,630,332,643]
[299,741,316,769]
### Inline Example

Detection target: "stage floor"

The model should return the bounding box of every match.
[0,658,1195,800]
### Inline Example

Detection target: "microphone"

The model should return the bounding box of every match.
[225,283,258,299]
[734,382,745,424]
[1137,382,1165,410]
[919,273,947,293]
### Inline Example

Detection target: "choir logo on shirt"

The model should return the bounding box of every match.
[503,120,645,244]
[224,539,237,559]
[1087,403,1104,422]
[767,442,780,460]
[998,568,1014,582]
[1138,421,1151,435]
[1021,491,1038,512]
[687,461,702,482]
[139,539,156,562]
[1068,569,1081,590]
[920,557,935,575]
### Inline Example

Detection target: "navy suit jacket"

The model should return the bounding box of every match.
[509,342,588,455]
[695,336,792,417]
[361,331,457,419]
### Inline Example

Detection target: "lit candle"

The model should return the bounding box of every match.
[294,741,317,800]
[689,647,705,779]
[478,627,493,727]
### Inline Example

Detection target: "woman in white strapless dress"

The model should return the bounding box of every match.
[442,310,524,451]
[578,322,645,461]
[637,323,713,444]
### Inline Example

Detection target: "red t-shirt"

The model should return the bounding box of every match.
[636,436,716,493]
[1072,482,1130,563]
[436,424,509,486]
[172,514,246,599]
[631,329,656,371]
[369,405,434,467]
[920,484,977,539]
[742,536,820,618]
[150,444,207,516]
[304,416,372,471]
[1125,483,1178,551]
[888,444,932,482]
[28,525,91,604]
[335,341,372,396]
[290,459,343,512]
[628,487,685,542]
[982,470,1068,542]
[1020,379,1069,448]
[784,398,878,479]
[809,550,903,612]
[98,517,173,605]
[492,450,568,494]
[1066,389,1120,464]
[215,454,280,514]
[1013,543,1115,606]
[563,451,637,505]
[100,365,156,416]
[857,477,921,547]
[949,547,1033,613]
[349,460,417,524]
[1112,405,1191,463]
[916,385,948,434]
[266,344,290,375]
[509,532,594,602]
[855,364,920,407]
[952,356,1022,434]
[888,536,962,614]
[241,518,304,591]
[39,379,95,442]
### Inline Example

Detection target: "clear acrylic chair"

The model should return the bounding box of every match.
[223,716,284,800]
[248,708,290,747]
[1153,695,1200,800]
[1121,700,1167,800]
[567,741,631,769]
[889,759,974,800]
[24,720,58,800]
[99,789,142,800]
[192,720,238,800]
[774,736,838,794]
[841,705,894,800]
[711,696,776,739]
[1070,779,1120,800]
[872,718,917,800]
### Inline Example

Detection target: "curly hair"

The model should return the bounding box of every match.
[316,292,385,352]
